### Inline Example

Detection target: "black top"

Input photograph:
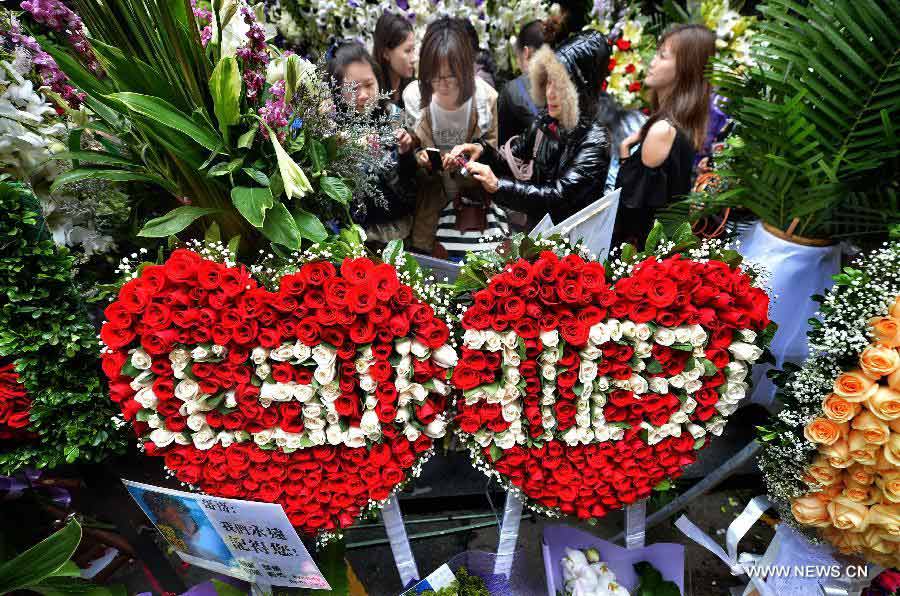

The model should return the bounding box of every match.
[615,123,695,209]
[498,74,539,145]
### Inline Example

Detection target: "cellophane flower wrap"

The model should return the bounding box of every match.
[449,224,775,520]
[100,235,457,543]
[761,242,900,567]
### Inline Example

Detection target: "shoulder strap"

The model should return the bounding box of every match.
[516,77,539,116]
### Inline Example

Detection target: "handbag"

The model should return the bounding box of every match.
[498,128,544,181]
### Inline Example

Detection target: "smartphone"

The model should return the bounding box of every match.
[426,147,443,171]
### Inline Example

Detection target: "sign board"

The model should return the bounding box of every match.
[123,480,329,590]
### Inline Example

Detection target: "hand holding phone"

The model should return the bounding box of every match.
[425,147,443,172]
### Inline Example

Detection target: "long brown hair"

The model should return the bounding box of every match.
[417,18,475,109]
[373,12,413,96]
[641,24,716,150]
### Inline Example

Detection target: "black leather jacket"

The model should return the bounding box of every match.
[483,116,610,223]
[480,33,611,224]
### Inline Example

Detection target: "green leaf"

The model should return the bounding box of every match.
[30,575,126,596]
[669,342,694,352]
[64,446,80,464]
[645,360,663,374]
[138,206,221,237]
[261,202,301,249]
[242,167,270,187]
[207,158,244,177]
[267,124,312,200]
[106,92,221,152]
[237,124,258,149]
[210,579,246,596]
[382,239,404,266]
[49,169,174,194]
[283,54,302,106]
[209,57,241,144]
[644,221,665,253]
[293,207,328,242]
[227,235,241,257]
[0,519,81,593]
[653,479,672,492]
[309,138,327,174]
[230,186,274,228]
[205,221,221,243]
[52,151,138,168]
[489,444,504,462]
[320,176,352,204]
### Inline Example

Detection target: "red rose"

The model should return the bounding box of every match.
[301,261,336,286]
[347,284,377,313]
[341,257,376,284]
[164,249,200,283]
[118,280,152,314]
[507,260,535,287]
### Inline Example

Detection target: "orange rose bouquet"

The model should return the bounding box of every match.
[760,242,900,567]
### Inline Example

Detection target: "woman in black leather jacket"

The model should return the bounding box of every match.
[447,32,611,226]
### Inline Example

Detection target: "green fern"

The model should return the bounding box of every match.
[662,0,900,242]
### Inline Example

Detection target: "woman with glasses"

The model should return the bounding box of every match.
[400,18,500,256]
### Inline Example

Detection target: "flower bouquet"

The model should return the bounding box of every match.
[760,241,900,567]
[449,223,775,521]
[20,0,394,254]
[99,235,457,541]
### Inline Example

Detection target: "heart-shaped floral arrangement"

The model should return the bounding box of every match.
[451,231,774,520]
[101,243,456,540]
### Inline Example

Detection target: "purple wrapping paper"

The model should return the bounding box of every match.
[542,525,685,595]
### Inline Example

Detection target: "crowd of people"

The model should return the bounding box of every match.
[326,14,718,259]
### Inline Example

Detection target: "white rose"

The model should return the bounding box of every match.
[630,375,649,395]
[690,324,708,347]
[424,417,447,438]
[211,345,226,358]
[706,416,727,436]
[594,426,611,442]
[395,356,413,380]
[432,344,458,368]
[725,361,748,382]
[503,366,521,385]
[684,379,704,394]
[474,429,493,446]
[217,431,235,448]
[292,341,311,362]
[562,426,581,446]
[541,329,560,348]
[326,424,344,445]
[303,404,323,418]
[284,434,304,450]
[621,320,637,339]
[250,346,269,366]
[191,345,211,361]
[404,425,421,442]
[502,402,521,422]
[150,428,177,448]
[319,382,340,403]
[191,427,217,450]
[502,331,519,349]
[360,409,382,434]
[308,429,326,446]
[357,373,376,393]
[728,342,763,362]
[253,428,275,446]
[725,382,747,402]
[580,345,602,362]
[587,323,610,346]
[264,382,294,403]
[682,397,698,414]
[175,379,200,401]
[607,320,623,341]
[575,411,591,429]
[581,383,593,400]
[540,349,559,365]
[398,392,412,407]
[579,360,598,384]
[395,406,411,424]
[502,348,521,367]
[634,341,653,359]
[591,393,607,407]
[224,390,237,408]
[314,363,336,385]
[312,344,337,368]
[325,410,339,425]
[739,329,758,344]
[661,422,681,438]
[187,414,207,432]
[494,431,515,449]
[433,378,451,396]
[670,411,689,424]
[675,327,692,344]
[135,386,158,409]
[635,323,652,341]
[578,427,593,444]
[648,377,669,394]
[655,328,676,346]
[292,384,315,402]
[363,395,378,410]
[131,349,152,370]
[411,340,430,359]
[255,362,271,380]
[270,343,295,362]
[169,348,191,367]
[609,425,626,441]
[669,373,686,389]
[541,412,556,429]
[462,329,485,350]
[171,363,187,380]
[233,431,251,443]
[540,394,556,406]
[485,333,503,352]
[716,401,739,416]
[595,376,610,391]
[128,370,154,391]
[542,364,557,380]
[147,414,161,429]
[501,384,520,403]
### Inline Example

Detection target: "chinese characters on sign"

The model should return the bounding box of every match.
[124,480,330,590]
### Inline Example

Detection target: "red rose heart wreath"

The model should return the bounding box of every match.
[100,246,456,540]
[450,233,775,520]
